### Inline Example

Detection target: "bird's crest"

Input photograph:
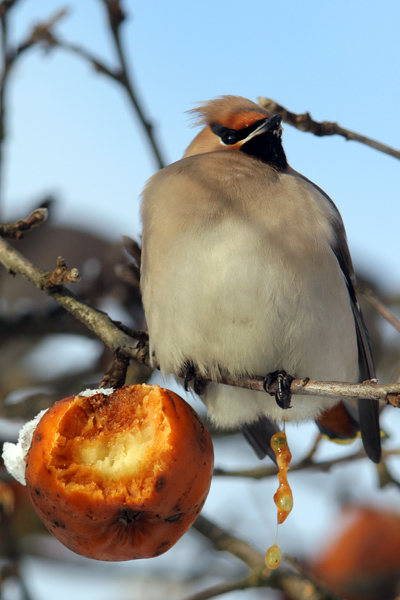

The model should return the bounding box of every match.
[188,95,271,130]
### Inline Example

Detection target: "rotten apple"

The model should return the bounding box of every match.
[25,384,214,560]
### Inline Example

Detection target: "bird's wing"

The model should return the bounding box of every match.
[301,174,381,463]
[329,218,381,463]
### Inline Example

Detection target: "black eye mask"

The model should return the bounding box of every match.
[211,118,267,145]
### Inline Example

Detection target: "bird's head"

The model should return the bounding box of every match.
[184,96,287,168]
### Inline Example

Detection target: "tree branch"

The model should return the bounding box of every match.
[191,515,344,600]
[192,514,264,570]
[1,233,399,404]
[214,447,400,480]
[0,208,48,239]
[0,7,68,208]
[26,1,166,170]
[0,234,150,367]
[100,0,166,169]
[258,97,400,161]
[0,2,165,215]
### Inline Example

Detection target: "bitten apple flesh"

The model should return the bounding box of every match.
[25,384,214,561]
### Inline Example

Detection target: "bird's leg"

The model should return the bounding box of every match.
[263,370,294,410]
[180,361,207,395]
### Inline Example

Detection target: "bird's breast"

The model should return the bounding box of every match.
[141,154,358,395]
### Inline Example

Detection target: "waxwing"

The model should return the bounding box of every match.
[140,95,381,464]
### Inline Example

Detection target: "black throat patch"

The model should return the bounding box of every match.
[240,132,288,169]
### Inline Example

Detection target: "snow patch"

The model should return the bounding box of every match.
[2,410,48,485]
[78,388,114,397]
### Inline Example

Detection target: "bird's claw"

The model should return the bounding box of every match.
[181,362,207,395]
[263,370,294,410]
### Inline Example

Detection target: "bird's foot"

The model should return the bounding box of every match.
[180,362,207,395]
[263,370,294,410]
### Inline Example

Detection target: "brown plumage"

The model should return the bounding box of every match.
[140,96,381,463]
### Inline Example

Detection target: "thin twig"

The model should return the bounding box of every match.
[0,234,150,364]
[191,515,344,600]
[0,6,67,208]
[40,37,119,80]
[29,2,165,170]
[192,514,265,570]
[258,97,400,160]
[0,208,48,239]
[98,350,130,388]
[213,447,400,480]
[0,0,16,210]
[101,0,165,169]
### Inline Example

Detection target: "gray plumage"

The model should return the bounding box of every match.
[140,96,381,463]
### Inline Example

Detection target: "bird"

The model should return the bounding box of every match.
[140,95,381,464]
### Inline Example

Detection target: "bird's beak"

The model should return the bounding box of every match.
[246,114,283,141]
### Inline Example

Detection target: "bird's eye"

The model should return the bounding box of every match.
[221,131,237,145]
[211,124,238,145]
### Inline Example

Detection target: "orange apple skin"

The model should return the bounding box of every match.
[25,385,214,561]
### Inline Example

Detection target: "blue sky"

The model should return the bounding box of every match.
[3,0,400,293]
[2,3,400,597]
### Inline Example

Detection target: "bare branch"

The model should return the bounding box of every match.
[191,515,344,600]
[100,0,166,169]
[98,350,130,389]
[101,0,126,33]
[26,8,68,47]
[27,2,166,170]
[0,7,68,208]
[192,514,265,570]
[258,97,400,160]
[0,208,48,239]
[1,2,164,216]
[1,234,399,406]
[209,373,400,408]
[214,447,400,480]
[0,0,17,207]
[35,36,120,81]
[0,234,150,365]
